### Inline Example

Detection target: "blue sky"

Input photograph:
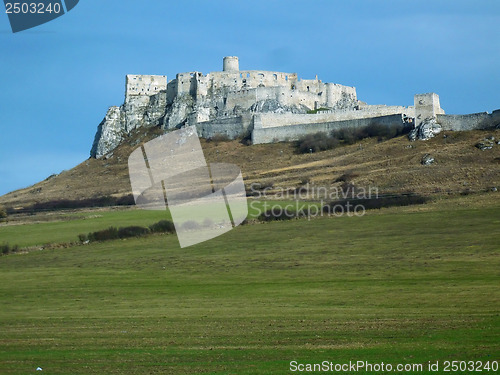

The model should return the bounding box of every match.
[0,0,499,196]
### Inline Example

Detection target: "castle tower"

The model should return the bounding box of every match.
[223,56,239,72]
[414,93,445,126]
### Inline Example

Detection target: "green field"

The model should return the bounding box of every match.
[0,201,499,374]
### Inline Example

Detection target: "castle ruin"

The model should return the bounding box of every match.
[91,57,500,158]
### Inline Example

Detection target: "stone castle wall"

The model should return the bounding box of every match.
[437,110,500,131]
[125,74,167,99]
[252,114,405,144]
[196,115,253,139]
[256,105,414,129]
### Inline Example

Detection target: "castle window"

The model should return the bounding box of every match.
[273,74,277,80]
[307,86,310,91]
[285,76,288,81]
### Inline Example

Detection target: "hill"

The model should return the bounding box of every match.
[1,128,499,210]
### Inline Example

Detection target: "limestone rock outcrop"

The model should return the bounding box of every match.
[421,153,435,165]
[475,136,496,151]
[90,106,124,159]
[409,117,442,141]
[91,94,166,158]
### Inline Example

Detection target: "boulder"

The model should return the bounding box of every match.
[409,117,442,141]
[421,153,435,165]
[475,138,495,151]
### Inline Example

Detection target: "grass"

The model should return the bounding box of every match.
[0,200,498,374]
[0,200,321,248]
[0,209,171,248]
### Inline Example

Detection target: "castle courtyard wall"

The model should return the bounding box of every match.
[437,110,500,131]
[252,114,405,144]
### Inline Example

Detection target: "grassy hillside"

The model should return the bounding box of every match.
[0,201,499,374]
[0,126,499,374]
[1,127,499,209]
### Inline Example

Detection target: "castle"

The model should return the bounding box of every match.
[91,57,500,158]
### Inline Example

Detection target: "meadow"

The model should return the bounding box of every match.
[0,197,498,374]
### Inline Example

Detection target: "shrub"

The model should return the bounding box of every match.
[11,195,136,213]
[330,122,409,145]
[181,220,201,231]
[149,220,176,234]
[88,227,119,242]
[295,132,339,153]
[202,218,215,228]
[118,226,150,238]
[1,243,10,255]
[300,177,311,185]
[78,234,88,243]
[258,207,297,222]
[0,243,18,255]
[0,206,7,222]
[331,128,360,145]
[334,171,359,183]
[238,129,252,146]
[323,193,428,214]
[207,134,230,143]
[360,122,407,140]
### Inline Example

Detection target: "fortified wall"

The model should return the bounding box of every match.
[125,74,167,99]
[90,57,499,158]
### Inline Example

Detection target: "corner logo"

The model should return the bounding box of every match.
[128,126,248,248]
[4,0,79,33]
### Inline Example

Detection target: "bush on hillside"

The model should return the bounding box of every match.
[329,122,410,146]
[118,226,150,238]
[87,227,119,242]
[1,243,19,256]
[0,206,7,222]
[322,193,428,214]
[206,134,231,143]
[13,195,136,214]
[181,220,201,231]
[238,129,253,146]
[295,132,339,153]
[258,207,299,222]
[149,220,176,234]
